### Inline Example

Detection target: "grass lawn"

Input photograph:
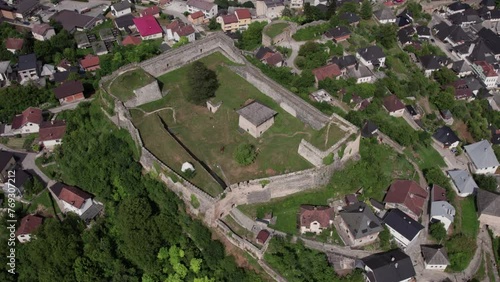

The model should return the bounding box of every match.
[131,52,340,186]
[305,122,345,151]
[222,214,254,239]
[265,22,289,38]
[407,145,446,171]
[108,68,156,102]
[28,190,61,216]
[457,196,479,237]
[4,137,27,150]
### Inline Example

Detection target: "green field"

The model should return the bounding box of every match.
[28,190,61,216]
[130,52,344,190]
[265,22,289,38]
[407,145,446,171]
[108,68,156,102]
[239,140,417,235]
[457,196,479,237]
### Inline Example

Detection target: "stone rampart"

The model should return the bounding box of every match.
[140,33,245,77]
[261,21,296,46]
[215,219,264,259]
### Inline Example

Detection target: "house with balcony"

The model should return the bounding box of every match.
[186,0,218,19]
[471,60,498,89]
[464,140,500,174]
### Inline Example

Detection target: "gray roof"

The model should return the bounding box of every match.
[421,245,450,266]
[237,101,277,126]
[357,46,385,61]
[112,1,132,12]
[464,140,500,169]
[452,60,472,74]
[339,202,383,239]
[361,249,416,282]
[430,201,456,223]
[17,53,37,71]
[447,169,478,195]
[374,8,396,21]
[477,188,500,217]
[0,61,11,74]
[99,28,115,41]
[347,64,373,79]
[187,0,216,11]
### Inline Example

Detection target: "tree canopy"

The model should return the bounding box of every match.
[187,62,220,104]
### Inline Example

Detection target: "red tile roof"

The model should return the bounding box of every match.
[11,107,43,130]
[141,6,160,17]
[432,184,447,202]
[5,38,24,50]
[190,10,204,19]
[383,94,405,112]
[79,54,100,69]
[235,9,251,20]
[475,60,497,77]
[50,182,92,209]
[122,35,142,46]
[221,14,238,24]
[256,229,270,244]
[299,205,335,227]
[384,180,428,217]
[312,64,342,81]
[16,215,43,236]
[39,120,67,142]
[53,80,84,99]
[166,20,195,36]
[265,52,283,66]
[133,16,162,37]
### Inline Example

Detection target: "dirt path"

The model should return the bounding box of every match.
[324,123,331,148]
[132,107,177,123]
[267,131,311,138]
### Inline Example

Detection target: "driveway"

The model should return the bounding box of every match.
[431,142,469,171]
[0,144,51,184]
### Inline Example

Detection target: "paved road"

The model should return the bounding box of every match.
[48,98,94,114]
[431,142,469,171]
[0,144,51,184]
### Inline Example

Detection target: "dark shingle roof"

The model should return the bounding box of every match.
[361,120,378,138]
[330,55,357,69]
[237,101,277,126]
[0,151,15,171]
[361,249,416,282]
[383,209,424,241]
[112,1,132,12]
[339,202,383,239]
[477,189,500,217]
[340,12,360,24]
[115,14,135,29]
[477,28,500,54]
[325,26,351,39]
[53,80,84,99]
[432,126,460,147]
[17,53,37,71]
[357,46,385,61]
[421,245,450,266]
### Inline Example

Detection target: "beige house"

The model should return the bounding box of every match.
[338,202,383,247]
[236,101,277,138]
[477,189,500,235]
[299,205,335,234]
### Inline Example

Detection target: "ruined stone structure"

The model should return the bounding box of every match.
[261,21,296,46]
[99,31,361,225]
[125,80,163,108]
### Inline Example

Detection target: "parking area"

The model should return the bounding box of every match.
[431,141,469,171]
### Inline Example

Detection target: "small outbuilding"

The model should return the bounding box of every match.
[181,162,195,172]
[236,101,277,138]
[421,245,450,271]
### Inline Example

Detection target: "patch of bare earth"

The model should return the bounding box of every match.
[452,120,475,143]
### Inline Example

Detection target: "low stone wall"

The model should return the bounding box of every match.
[140,33,245,77]
[261,20,297,47]
[215,219,264,259]
[125,80,163,108]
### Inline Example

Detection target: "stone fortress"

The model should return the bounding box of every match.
[99,32,361,225]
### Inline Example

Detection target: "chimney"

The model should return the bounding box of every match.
[395,262,399,268]
[391,256,395,262]
[359,206,363,212]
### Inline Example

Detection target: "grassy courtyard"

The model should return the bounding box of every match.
[107,68,156,102]
[239,140,417,235]
[265,22,289,38]
[130,52,344,191]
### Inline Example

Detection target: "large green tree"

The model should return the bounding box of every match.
[187,61,219,104]
[360,0,373,20]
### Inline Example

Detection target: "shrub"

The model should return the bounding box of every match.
[323,153,334,165]
[182,168,196,179]
[429,222,447,242]
[234,143,257,166]
[190,194,200,209]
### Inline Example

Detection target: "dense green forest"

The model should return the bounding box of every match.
[0,102,263,282]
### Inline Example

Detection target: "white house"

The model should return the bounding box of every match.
[356,46,386,68]
[49,182,93,216]
[361,249,416,282]
[471,60,498,89]
[383,209,424,247]
[421,246,450,271]
[430,201,455,231]
[374,8,396,24]
[9,107,42,135]
[186,0,218,19]
[464,140,500,174]
[383,95,406,117]
[165,20,196,42]
[31,24,55,41]
[111,1,132,17]
[447,169,478,197]
[299,205,335,234]
[38,120,66,150]
[290,0,303,9]
[16,214,43,243]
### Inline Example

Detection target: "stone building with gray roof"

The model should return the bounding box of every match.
[447,169,478,197]
[421,245,450,271]
[477,189,500,235]
[236,101,277,138]
[338,202,383,247]
[374,8,396,24]
[464,140,500,174]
